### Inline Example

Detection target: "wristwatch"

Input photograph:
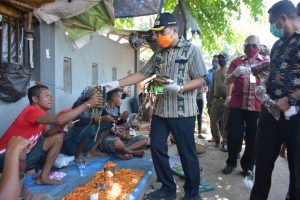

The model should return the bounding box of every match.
[287,94,298,106]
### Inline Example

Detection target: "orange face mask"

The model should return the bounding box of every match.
[156,34,173,48]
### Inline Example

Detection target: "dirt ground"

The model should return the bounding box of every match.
[143,136,289,200]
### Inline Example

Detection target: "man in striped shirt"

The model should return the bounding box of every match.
[103,12,207,200]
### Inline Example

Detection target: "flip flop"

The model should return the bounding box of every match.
[171,163,185,178]
[171,163,204,178]
[199,180,215,193]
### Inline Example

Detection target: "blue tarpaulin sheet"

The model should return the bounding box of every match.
[114,0,164,18]
[23,154,154,200]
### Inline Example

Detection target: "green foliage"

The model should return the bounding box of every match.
[163,0,178,11]
[113,0,265,55]
[114,18,135,29]
[184,0,265,53]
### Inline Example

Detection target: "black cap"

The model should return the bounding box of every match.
[151,12,178,31]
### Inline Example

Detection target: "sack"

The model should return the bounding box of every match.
[54,153,75,168]
[0,63,31,102]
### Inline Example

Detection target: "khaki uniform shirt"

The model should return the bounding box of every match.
[213,67,228,98]
[140,37,207,118]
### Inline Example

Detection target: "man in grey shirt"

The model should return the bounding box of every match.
[103,13,207,200]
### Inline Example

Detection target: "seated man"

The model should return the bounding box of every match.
[0,84,101,185]
[0,136,30,200]
[61,86,114,162]
[99,89,147,160]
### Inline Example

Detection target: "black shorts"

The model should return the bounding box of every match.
[26,136,47,168]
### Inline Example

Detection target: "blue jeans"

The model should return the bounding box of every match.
[62,125,96,156]
[150,115,200,198]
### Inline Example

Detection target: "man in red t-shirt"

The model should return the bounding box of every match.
[222,35,269,177]
[0,84,101,185]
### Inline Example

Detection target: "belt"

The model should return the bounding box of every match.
[213,96,226,99]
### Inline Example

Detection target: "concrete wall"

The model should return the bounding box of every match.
[54,22,135,113]
[0,96,29,136]
[0,22,135,137]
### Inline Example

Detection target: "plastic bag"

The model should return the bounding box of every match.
[243,170,254,189]
[54,153,75,168]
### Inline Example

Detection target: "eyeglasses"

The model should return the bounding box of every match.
[244,44,259,49]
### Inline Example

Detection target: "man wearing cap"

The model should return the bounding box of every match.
[206,55,219,113]
[207,53,229,151]
[251,1,300,199]
[103,12,207,200]
[222,35,269,177]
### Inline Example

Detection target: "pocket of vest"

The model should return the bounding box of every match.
[175,59,188,64]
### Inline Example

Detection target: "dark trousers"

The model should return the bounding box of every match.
[150,115,200,198]
[226,108,259,171]
[250,107,300,200]
[196,99,204,133]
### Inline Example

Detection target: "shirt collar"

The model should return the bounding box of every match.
[175,37,186,48]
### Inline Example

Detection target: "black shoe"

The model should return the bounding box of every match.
[222,165,236,174]
[221,144,228,152]
[146,189,176,200]
[215,139,220,147]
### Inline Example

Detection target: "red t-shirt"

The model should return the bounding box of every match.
[227,54,269,112]
[0,105,47,153]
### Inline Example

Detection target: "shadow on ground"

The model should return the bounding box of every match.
[144,140,289,200]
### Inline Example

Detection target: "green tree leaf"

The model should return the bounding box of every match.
[114,0,265,54]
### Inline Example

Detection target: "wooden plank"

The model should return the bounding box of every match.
[0,3,22,18]
[20,0,54,8]
[0,0,54,16]
[4,0,35,10]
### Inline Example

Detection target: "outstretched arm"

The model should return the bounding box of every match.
[36,93,102,125]
[119,72,148,87]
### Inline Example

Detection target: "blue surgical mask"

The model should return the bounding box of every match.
[212,61,218,69]
[270,20,284,38]
[219,60,227,67]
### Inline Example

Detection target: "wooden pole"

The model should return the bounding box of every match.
[8,16,11,63]
[28,11,32,29]
[16,18,19,63]
[0,17,2,64]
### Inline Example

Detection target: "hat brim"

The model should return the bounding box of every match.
[151,26,165,31]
